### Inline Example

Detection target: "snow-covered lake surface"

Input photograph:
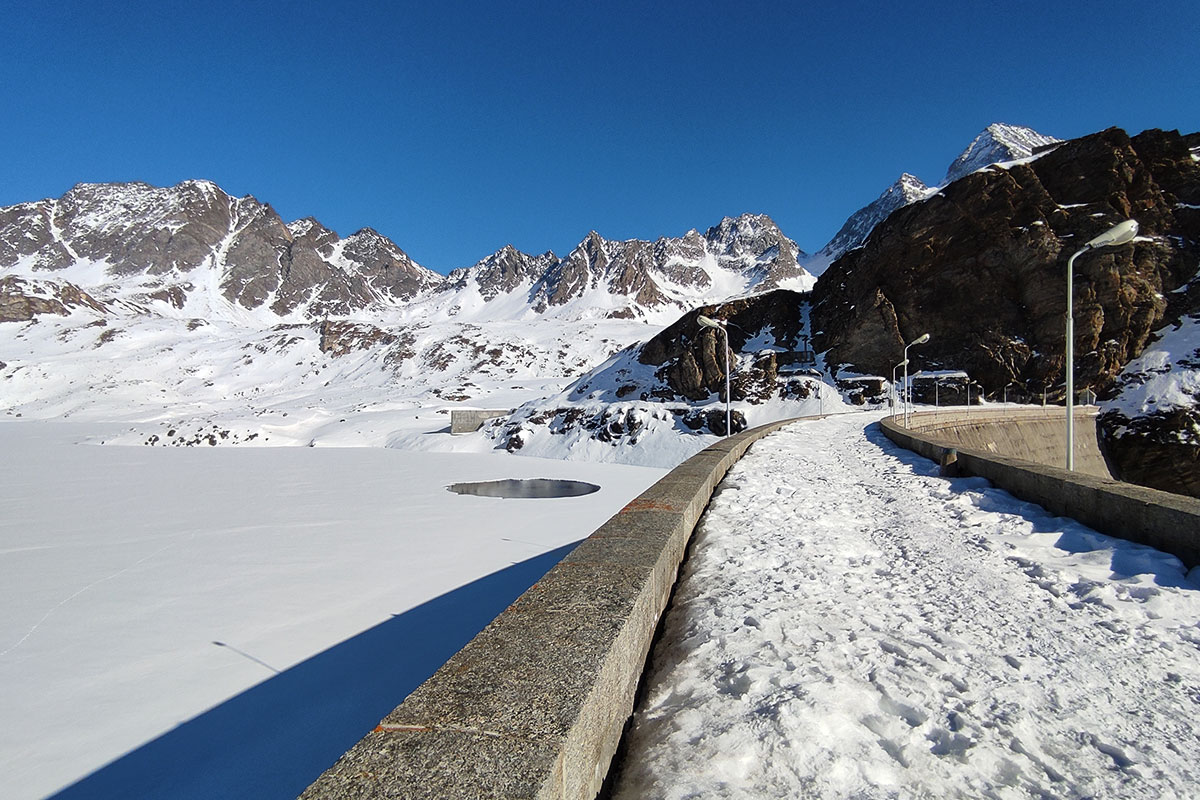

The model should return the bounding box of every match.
[0,420,665,800]
[612,413,1200,799]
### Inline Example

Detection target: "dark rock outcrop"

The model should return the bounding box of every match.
[812,126,1200,496]
[0,276,107,322]
[813,127,1199,395]
[638,289,809,402]
[1099,409,1200,498]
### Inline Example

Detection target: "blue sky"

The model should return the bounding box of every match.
[3,1,1197,274]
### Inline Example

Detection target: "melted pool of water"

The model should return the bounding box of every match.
[446,478,601,498]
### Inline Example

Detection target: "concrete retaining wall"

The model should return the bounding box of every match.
[899,407,1114,478]
[301,417,803,800]
[450,408,513,434]
[881,413,1200,568]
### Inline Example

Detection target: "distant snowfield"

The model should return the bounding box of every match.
[0,420,665,800]
[612,414,1200,799]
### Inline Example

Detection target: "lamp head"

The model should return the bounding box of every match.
[1084,219,1139,250]
[910,333,930,346]
[696,315,724,330]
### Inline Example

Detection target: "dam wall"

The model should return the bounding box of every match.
[881,411,1200,568]
[301,417,804,799]
[898,406,1114,478]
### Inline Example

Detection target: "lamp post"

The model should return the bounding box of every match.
[903,333,930,427]
[1065,219,1139,470]
[697,315,731,437]
[892,360,908,419]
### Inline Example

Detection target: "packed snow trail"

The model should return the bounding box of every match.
[611,413,1200,799]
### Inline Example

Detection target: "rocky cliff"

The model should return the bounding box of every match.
[811,126,1200,496]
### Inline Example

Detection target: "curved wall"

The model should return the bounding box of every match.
[301,417,804,800]
[898,407,1114,478]
[882,412,1200,568]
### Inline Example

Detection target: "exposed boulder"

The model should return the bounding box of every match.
[0,276,107,322]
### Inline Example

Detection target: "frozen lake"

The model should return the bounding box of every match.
[0,421,665,799]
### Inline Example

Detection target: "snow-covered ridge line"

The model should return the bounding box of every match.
[0,180,813,325]
[809,123,1061,268]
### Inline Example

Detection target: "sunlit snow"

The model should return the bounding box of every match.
[612,414,1200,798]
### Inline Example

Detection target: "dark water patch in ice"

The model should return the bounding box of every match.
[447,478,601,498]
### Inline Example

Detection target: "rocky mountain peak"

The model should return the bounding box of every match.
[943,123,1062,186]
[813,124,1058,270]
[815,173,933,266]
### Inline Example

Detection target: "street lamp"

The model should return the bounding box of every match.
[1065,219,1139,470]
[892,360,908,419]
[903,333,930,427]
[697,315,731,437]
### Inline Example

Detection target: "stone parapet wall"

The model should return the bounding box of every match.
[881,413,1200,568]
[301,417,803,799]
[899,406,1114,478]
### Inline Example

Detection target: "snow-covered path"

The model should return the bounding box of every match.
[611,413,1200,799]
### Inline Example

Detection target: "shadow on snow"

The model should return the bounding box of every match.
[51,541,581,800]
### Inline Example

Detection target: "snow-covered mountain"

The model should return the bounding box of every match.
[0,181,824,466]
[0,180,443,322]
[810,173,933,269]
[426,214,815,323]
[0,181,814,328]
[807,123,1061,270]
[943,123,1062,185]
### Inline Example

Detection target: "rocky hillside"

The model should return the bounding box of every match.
[812,126,1200,496]
[0,181,442,320]
[0,181,814,326]
[809,124,1061,270]
[481,289,838,465]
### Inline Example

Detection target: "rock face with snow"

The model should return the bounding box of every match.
[1098,276,1200,497]
[0,181,442,319]
[810,124,1062,271]
[815,174,932,266]
[942,123,1063,185]
[812,126,1200,496]
[0,180,814,325]
[635,290,811,403]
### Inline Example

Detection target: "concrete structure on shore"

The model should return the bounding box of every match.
[450,408,512,434]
